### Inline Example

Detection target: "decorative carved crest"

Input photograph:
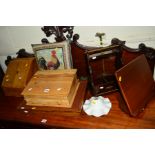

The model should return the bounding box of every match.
[41,26,74,42]
[111,38,155,61]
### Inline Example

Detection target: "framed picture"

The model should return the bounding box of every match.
[32,41,72,70]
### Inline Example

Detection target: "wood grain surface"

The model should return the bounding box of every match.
[1,58,37,96]
[115,55,155,116]
[0,80,155,128]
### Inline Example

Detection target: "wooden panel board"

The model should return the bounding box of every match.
[115,54,155,116]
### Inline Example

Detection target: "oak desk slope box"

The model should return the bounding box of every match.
[115,54,155,116]
[2,58,38,97]
[22,69,79,108]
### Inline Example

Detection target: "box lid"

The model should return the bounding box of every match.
[115,54,155,116]
[22,69,77,98]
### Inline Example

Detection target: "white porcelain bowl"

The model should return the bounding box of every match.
[83,96,112,117]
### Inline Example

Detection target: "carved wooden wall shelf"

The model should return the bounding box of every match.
[4,26,155,95]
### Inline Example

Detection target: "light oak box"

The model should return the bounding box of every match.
[2,58,38,97]
[22,69,80,108]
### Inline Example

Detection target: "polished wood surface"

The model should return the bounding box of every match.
[85,46,122,95]
[115,55,155,116]
[0,85,155,129]
[2,28,155,128]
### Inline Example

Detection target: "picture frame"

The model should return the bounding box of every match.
[32,41,72,70]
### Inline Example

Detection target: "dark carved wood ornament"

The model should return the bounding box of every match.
[41,26,74,42]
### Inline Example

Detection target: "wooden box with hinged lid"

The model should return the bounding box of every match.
[1,58,38,97]
[21,69,79,108]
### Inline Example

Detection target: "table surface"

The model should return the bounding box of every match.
[0,85,155,129]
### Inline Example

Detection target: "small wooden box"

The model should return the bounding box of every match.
[2,58,38,97]
[22,69,79,108]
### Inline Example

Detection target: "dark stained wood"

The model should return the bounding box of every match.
[0,65,4,85]
[16,49,34,58]
[111,38,155,74]
[115,55,155,116]
[0,83,155,129]
[41,26,74,42]
[5,49,35,67]
[71,36,155,79]
[70,37,101,78]
[85,45,123,95]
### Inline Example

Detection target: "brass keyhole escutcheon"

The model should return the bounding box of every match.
[118,76,122,82]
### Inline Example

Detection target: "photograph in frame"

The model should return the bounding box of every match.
[32,41,72,70]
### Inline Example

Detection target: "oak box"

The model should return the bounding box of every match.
[22,69,79,108]
[1,58,38,97]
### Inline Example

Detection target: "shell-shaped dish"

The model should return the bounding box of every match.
[83,96,112,117]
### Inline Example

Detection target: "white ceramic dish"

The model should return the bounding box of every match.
[83,96,112,117]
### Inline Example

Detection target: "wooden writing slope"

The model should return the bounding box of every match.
[20,69,87,115]
[115,54,155,116]
[22,69,79,108]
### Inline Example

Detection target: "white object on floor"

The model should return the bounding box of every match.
[83,96,112,117]
[41,119,47,124]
